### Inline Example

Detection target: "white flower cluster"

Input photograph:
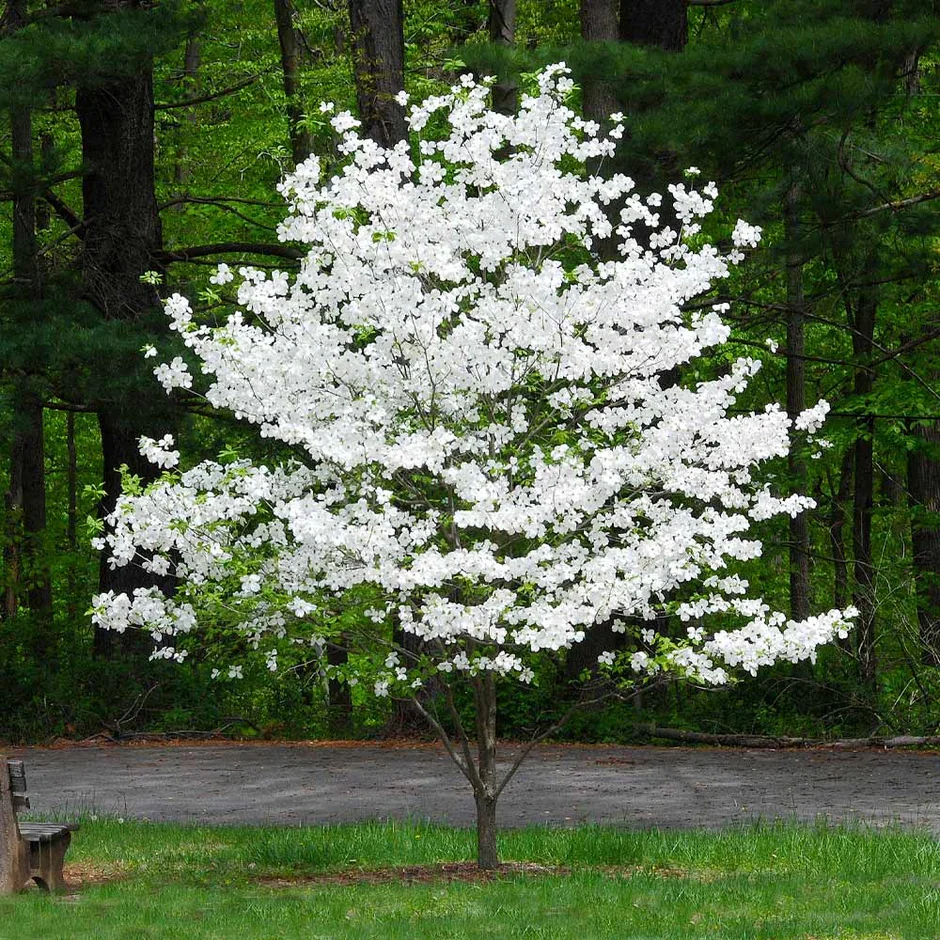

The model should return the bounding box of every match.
[91,66,853,691]
[138,434,180,470]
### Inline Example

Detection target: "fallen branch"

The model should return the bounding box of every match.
[634,724,940,749]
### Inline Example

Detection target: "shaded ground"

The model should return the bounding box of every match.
[7,742,939,831]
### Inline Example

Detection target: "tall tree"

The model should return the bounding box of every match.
[3,0,53,648]
[785,178,811,622]
[908,417,940,665]
[274,0,313,165]
[70,1,187,655]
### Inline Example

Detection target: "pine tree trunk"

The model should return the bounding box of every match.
[75,69,163,324]
[908,421,940,665]
[473,673,500,869]
[785,181,811,622]
[348,0,408,148]
[830,447,854,613]
[488,0,517,114]
[66,411,78,623]
[274,0,313,164]
[580,0,618,123]
[95,410,172,658]
[851,286,877,685]
[173,38,200,193]
[75,37,171,656]
[619,0,687,51]
[7,0,53,643]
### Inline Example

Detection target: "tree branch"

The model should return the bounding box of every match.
[494,686,636,800]
[154,73,264,111]
[159,195,282,210]
[156,242,304,263]
[159,196,278,232]
[852,188,940,220]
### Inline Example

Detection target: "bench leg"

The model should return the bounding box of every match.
[28,833,71,893]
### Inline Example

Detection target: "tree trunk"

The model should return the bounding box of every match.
[75,69,163,324]
[785,181,811,622]
[173,38,200,193]
[619,0,687,51]
[7,0,53,643]
[488,0,517,114]
[829,446,854,613]
[66,411,78,623]
[851,286,877,685]
[326,638,353,733]
[474,789,499,870]
[580,0,618,123]
[348,0,408,148]
[95,410,172,658]
[472,673,500,869]
[908,420,940,665]
[274,0,313,164]
[75,40,170,655]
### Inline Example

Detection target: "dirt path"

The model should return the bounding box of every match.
[7,742,939,831]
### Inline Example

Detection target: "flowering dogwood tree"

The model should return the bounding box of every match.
[92,66,853,868]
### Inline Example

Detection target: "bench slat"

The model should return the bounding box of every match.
[18,824,72,844]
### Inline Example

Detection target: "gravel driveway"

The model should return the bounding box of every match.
[8,742,939,831]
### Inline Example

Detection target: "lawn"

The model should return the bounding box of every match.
[2,819,938,938]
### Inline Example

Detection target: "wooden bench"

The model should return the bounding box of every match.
[0,759,78,893]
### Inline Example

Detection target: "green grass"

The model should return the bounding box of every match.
[2,819,939,938]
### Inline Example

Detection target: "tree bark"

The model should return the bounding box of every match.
[851,286,877,685]
[75,53,170,654]
[348,0,408,148]
[908,420,940,665]
[94,410,173,658]
[472,672,500,869]
[785,181,811,622]
[66,411,78,623]
[619,0,687,51]
[6,0,53,642]
[487,0,517,114]
[76,68,163,324]
[274,0,313,164]
[326,638,353,733]
[580,0,618,123]
[172,38,200,194]
[829,446,854,614]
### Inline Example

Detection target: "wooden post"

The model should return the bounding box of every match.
[0,760,28,894]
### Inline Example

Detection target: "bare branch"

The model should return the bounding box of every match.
[154,73,264,111]
[494,686,633,800]
[156,242,304,263]
[852,188,940,220]
[407,696,476,786]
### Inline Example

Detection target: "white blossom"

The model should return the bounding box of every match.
[92,66,853,702]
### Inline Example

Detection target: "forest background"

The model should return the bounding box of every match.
[0,0,938,745]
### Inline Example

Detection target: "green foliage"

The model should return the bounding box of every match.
[1,0,940,745]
